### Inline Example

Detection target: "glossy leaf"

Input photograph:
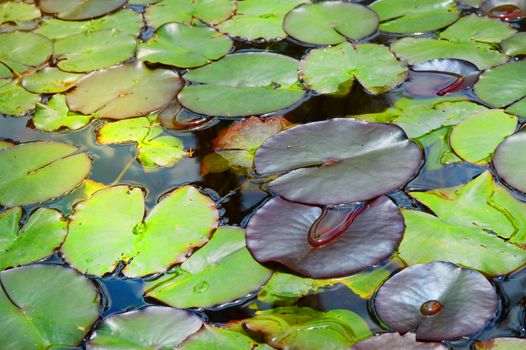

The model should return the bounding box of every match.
[480,0,526,20]
[370,0,459,34]
[0,2,40,32]
[254,119,422,205]
[145,226,272,308]
[283,1,378,45]
[0,264,100,349]
[21,67,83,94]
[0,32,52,77]
[0,79,40,116]
[67,62,183,120]
[39,0,126,20]
[440,13,515,43]
[145,0,235,28]
[62,185,219,277]
[502,32,526,56]
[399,171,526,275]
[475,337,526,349]
[34,94,93,132]
[351,333,447,350]
[494,128,526,194]
[0,141,92,207]
[0,207,66,270]
[87,306,202,349]
[300,42,407,95]
[246,196,404,278]
[375,262,498,341]
[179,53,305,117]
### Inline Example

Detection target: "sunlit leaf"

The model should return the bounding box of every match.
[34,94,93,132]
[144,0,235,28]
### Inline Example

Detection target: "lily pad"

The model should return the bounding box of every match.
[0,141,92,207]
[283,1,379,45]
[97,115,186,168]
[246,195,404,278]
[375,261,498,341]
[480,0,526,20]
[254,119,422,205]
[0,264,100,349]
[0,2,40,32]
[21,67,84,94]
[87,306,203,349]
[54,29,137,73]
[502,32,526,56]
[145,226,272,308]
[34,94,93,132]
[398,171,526,275]
[300,42,407,95]
[137,22,233,68]
[0,32,52,78]
[217,0,309,41]
[62,185,219,277]
[474,60,526,117]
[449,109,517,165]
[493,128,526,194]
[39,0,126,20]
[178,53,305,117]
[369,0,459,34]
[0,207,66,270]
[475,337,526,349]
[66,62,183,120]
[181,325,259,350]
[241,307,371,350]
[144,0,236,28]
[0,79,40,116]
[351,333,447,350]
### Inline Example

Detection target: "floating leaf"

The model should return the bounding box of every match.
[283,1,378,45]
[34,94,93,132]
[0,2,40,32]
[137,22,232,68]
[241,307,371,350]
[480,0,526,20]
[181,325,259,350]
[0,79,40,116]
[87,306,202,349]
[440,13,515,42]
[0,264,100,349]
[145,0,235,28]
[97,115,186,168]
[370,0,459,34]
[21,67,84,94]
[0,141,92,207]
[67,62,183,120]
[474,60,526,117]
[375,262,498,341]
[62,185,219,277]
[399,171,526,275]
[494,128,526,194]
[475,337,526,349]
[0,32,52,78]
[351,333,447,349]
[300,42,407,95]
[449,109,517,165]
[502,32,526,56]
[217,0,309,41]
[0,207,66,270]
[145,226,272,308]
[254,119,421,205]
[179,53,305,117]
[246,196,404,278]
[39,0,126,20]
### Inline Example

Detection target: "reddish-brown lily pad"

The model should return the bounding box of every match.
[351,333,447,349]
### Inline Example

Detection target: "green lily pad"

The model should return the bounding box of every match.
[474,60,526,117]
[241,307,371,350]
[0,264,100,350]
[217,0,309,41]
[300,42,407,95]
[283,1,379,45]
[0,141,92,207]
[181,326,259,350]
[137,23,233,68]
[34,94,93,132]
[0,207,66,270]
[440,13,516,43]
[144,0,236,28]
[475,338,526,349]
[35,9,143,40]
[399,171,526,275]
[0,32,52,77]
[87,306,203,349]
[39,0,126,20]
[62,185,219,277]
[96,115,186,168]
[0,2,40,33]
[0,79,40,116]
[21,67,84,94]
[66,62,183,120]
[502,32,526,56]
[54,29,137,73]
[450,109,517,165]
[145,226,272,308]
[179,53,305,117]
[370,0,459,34]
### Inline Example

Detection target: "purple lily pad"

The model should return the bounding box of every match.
[375,262,498,341]
[351,333,447,349]
[405,59,480,97]
[245,195,404,278]
[481,0,526,20]
[254,119,422,205]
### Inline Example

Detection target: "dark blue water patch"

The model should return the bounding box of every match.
[97,277,147,317]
